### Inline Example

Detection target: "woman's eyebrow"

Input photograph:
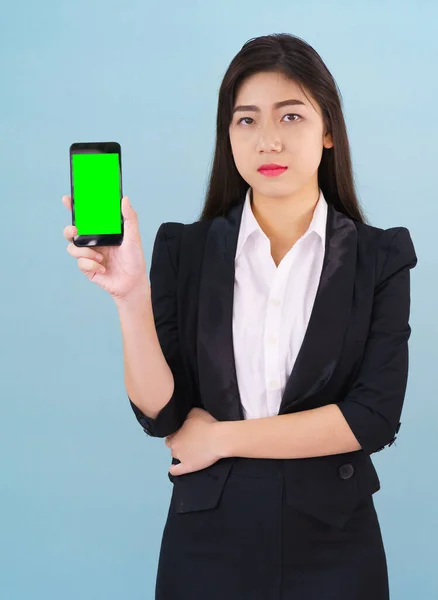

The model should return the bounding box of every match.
[232,99,307,114]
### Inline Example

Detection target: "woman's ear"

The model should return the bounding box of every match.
[323,131,334,149]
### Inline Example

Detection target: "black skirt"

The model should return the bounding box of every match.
[155,457,389,600]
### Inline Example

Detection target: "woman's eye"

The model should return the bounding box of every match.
[236,114,300,125]
[283,113,300,122]
[237,117,254,125]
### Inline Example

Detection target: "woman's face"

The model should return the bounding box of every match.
[228,71,333,198]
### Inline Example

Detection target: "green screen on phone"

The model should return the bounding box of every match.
[71,153,121,235]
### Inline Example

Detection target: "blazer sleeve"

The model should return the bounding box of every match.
[337,226,418,455]
[128,221,193,438]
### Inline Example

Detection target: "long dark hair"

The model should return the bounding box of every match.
[199,33,368,224]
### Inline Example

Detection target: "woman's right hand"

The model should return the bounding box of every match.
[62,195,150,301]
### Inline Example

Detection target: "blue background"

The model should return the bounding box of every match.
[1,1,435,598]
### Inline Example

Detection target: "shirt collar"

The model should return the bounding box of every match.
[235,186,327,261]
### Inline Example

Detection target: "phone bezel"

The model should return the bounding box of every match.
[69,141,124,247]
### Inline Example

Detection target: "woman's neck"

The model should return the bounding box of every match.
[250,184,320,245]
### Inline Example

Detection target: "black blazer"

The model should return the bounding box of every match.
[129,195,418,528]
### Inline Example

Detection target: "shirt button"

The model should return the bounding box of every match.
[269,379,279,389]
[270,298,281,307]
[267,334,277,345]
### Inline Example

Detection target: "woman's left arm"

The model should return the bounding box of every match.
[168,227,418,475]
[216,404,361,459]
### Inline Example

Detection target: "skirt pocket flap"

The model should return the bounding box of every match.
[283,452,380,528]
[171,458,235,513]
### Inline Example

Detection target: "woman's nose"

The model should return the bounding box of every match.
[256,132,282,152]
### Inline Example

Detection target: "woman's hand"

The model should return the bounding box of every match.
[62,195,149,302]
[165,408,225,476]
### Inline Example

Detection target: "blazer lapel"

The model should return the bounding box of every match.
[197,194,358,421]
[278,202,357,413]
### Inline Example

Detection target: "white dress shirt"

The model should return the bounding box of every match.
[232,186,328,420]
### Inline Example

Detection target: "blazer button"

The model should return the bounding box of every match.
[338,463,355,480]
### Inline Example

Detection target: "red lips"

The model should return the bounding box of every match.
[257,163,287,170]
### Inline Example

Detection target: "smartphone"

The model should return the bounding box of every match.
[69,141,124,247]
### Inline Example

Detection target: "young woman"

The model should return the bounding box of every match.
[63,33,417,600]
